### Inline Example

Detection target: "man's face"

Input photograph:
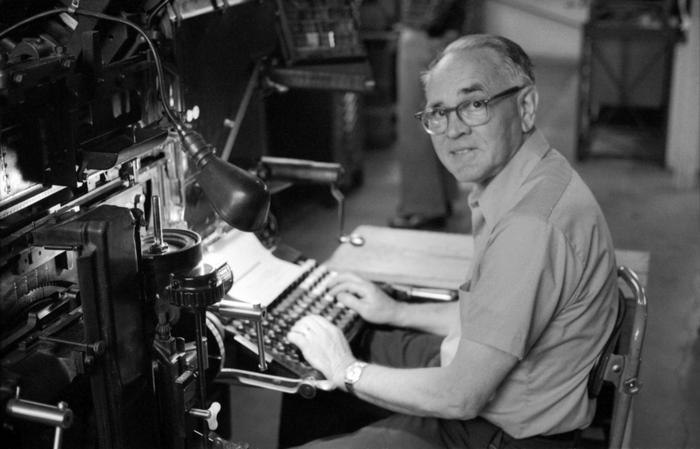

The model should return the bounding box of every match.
[425,49,529,186]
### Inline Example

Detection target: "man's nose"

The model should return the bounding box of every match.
[445,111,471,138]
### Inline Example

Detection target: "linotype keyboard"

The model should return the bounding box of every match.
[225,259,363,379]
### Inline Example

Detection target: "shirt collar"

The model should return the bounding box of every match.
[468,129,550,226]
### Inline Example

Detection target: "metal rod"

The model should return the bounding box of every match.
[152,195,164,247]
[221,60,263,161]
[609,266,648,449]
[171,0,255,21]
[38,335,105,355]
[189,408,210,419]
[193,308,209,448]
[6,398,73,428]
[331,185,346,240]
[52,402,68,449]
[213,304,266,321]
[254,320,267,372]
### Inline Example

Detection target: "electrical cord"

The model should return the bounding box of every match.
[0,7,182,128]
[147,0,171,26]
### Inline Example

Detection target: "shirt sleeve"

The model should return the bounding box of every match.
[461,214,574,359]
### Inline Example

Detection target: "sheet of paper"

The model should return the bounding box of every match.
[204,230,305,307]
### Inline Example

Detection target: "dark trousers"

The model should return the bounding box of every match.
[291,328,578,449]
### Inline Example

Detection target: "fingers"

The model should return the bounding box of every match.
[325,272,367,291]
[335,291,365,310]
[286,328,305,348]
[327,279,372,299]
[297,314,339,334]
[327,271,363,284]
[288,315,336,344]
[287,317,319,361]
[286,315,348,376]
[288,317,311,343]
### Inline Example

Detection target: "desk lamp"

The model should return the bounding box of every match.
[177,125,270,231]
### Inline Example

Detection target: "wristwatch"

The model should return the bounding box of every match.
[343,361,368,395]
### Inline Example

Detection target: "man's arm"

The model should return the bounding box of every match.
[351,337,517,418]
[392,300,460,337]
[288,315,517,419]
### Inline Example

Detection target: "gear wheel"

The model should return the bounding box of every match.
[166,263,233,308]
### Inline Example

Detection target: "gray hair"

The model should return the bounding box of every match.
[421,34,535,87]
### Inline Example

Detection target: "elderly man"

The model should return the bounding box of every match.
[287,34,619,449]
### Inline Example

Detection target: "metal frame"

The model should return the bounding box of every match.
[605,266,648,448]
[591,265,648,449]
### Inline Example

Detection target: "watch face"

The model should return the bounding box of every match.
[346,362,365,384]
[348,365,361,381]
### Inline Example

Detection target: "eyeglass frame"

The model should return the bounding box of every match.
[415,85,527,135]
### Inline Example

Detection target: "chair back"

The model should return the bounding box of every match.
[587,265,648,449]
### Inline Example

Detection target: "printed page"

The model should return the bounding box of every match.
[204,230,305,307]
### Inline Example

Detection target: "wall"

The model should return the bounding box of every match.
[482,0,588,61]
[481,0,588,160]
[666,0,700,189]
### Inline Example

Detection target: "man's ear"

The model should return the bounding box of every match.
[519,86,538,133]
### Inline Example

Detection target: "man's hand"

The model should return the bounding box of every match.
[287,315,355,389]
[326,272,400,326]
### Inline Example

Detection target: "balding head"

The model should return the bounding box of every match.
[422,34,535,88]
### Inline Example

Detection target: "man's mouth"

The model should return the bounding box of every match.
[450,147,476,155]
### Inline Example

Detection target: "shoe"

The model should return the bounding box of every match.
[388,213,447,230]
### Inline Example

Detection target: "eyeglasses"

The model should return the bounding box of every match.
[415,85,525,135]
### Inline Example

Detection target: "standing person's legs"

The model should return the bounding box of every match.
[392,28,455,228]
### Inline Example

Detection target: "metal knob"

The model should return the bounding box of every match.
[189,401,221,431]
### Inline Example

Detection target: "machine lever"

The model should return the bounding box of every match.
[211,301,265,321]
[211,302,268,371]
[5,393,73,429]
[216,368,333,399]
[5,388,73,449]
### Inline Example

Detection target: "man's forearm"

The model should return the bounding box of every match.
[392,300,460,336]
[339,338,517,421]
[347,363,471,419]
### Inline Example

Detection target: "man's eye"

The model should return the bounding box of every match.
[469,100,487,110]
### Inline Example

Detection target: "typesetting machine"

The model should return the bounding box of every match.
[0,1,369,448]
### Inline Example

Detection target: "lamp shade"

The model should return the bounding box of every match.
[180,129,270,231]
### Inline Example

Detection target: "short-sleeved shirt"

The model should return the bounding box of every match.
[439,129,618,438]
